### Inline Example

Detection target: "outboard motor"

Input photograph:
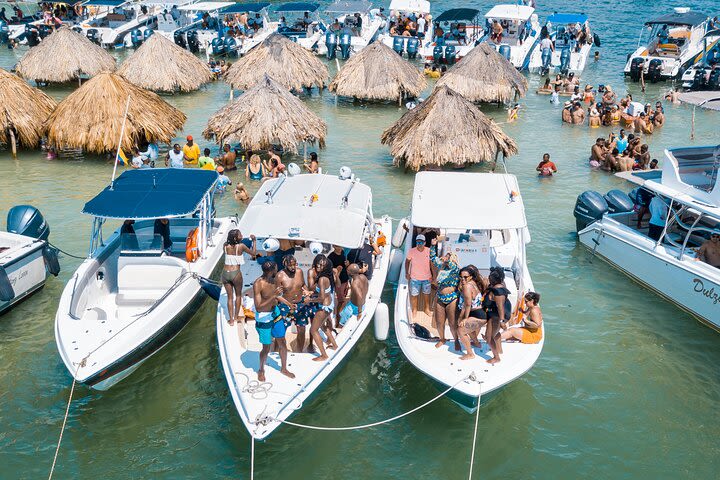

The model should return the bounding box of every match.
[629,57,644,81]
[325,31,337,60]
[540,47,552,74]
[86,28,101,45]
[187,30,199,53]
[210,36,224,55]
[223,36,237,57]
[7,205,50,241]
[691,66,707,90]
[573,191,608,232]
[406,37,419,59]
[143,28,153,40]
[432,44,443,64]
[130,28,143,47]
[708,67,720,90]
[603,189,634,214]
[498,44,511,61]
[647,58,663,83]
[444,45,457,64]
[0,21,8,44]
[174,31,187,48]
[339,32,351,60]
[38,24,52,39]
[392,35,405,56]
[25,27,40,47]
[559,47,571,75]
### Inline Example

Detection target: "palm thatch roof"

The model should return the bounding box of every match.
[381,86,517,171]
[45,72,186,154]
[203,75,326,153]
[15,26,116,83]
[118,33,213,93]
[223,34,328,91]
[434,43,528,103]
[328,42,426,101]
[0,68,57,148]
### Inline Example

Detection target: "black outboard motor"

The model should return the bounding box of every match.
[445,45,457,64]
[7,205,50,241]
[187,30,199,53]
[392,35,404,55]
[692,66,707,90]
[174,31,187,48]
[0,21,9,44]
[603,189,634,214]
[540,47,552,74]
[339,31,351,60]
[325,31,337,59]
[224,36,237,57]
[432,44,443,64]
[498,44,511,61]
[573,191,608,232]
[647,58,663,83]
[709,67,720,90]
[130,28,143,47]
[86,28,101,45]
[559,48,571,75]
[25,27,40,47]
[629,57,644,81]
[406,37,419,59]
[210,36,224,55]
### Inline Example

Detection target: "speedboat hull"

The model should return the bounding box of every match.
[0,233,48,316]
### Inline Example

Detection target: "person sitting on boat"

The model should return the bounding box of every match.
[406,234,433,321]
[223,230,256,325]
[500,291,543,345]
[327,245,349,327]
[429,237,460,350]
[120,220,139,251]
[253,261,295,381]
[457,265,488,360]
[166,143,184,168]
[696,232,720,268]
[246,154,264,180]
[347,235,381,280]
[339,263,368,326]
[483,266,511,365]
[305,254,338,361]
[152,218,172,252]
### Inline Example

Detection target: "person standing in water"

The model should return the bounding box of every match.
[536,153,557,176]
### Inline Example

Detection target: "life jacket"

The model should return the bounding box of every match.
[511,296,526,325]
[185,228,199,262]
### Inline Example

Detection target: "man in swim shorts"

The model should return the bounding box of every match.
[276,255,313,353]
[339,264,369,326]
[253,261,294,381]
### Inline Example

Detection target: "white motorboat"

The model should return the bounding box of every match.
[55,169,236,390]
[624,8,717,82]
[274,2,324,52]
[166,1,234,53]
[1,206,60,316]
[217,171,391,440]
[574,145,720,331]
[391,172,542,412]
[319,0,383,59]
[78,0,160,48]
[378,0,430,60]
[527,13,599,75]
[207,2,278,56]
[418,7,485,64]
[680,27,720,90]
[481,4,541,69]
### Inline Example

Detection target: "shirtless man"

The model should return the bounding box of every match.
[616,151,634,172]
[636,144,651,170]
[634,113,653,134]
[276,255,313,353]
[602,147,619,172]
[590,138,607,167]
[571,102,585,125]
[697,232,720,268]
[561,102,573,123]
[653,106,665,128]
[253,261,294,381]
[217,144,237,171]
[338,264,369,325]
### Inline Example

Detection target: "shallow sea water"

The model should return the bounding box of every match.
[1,0,720,478]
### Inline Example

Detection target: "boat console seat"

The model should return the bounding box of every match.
[116,255,187,305]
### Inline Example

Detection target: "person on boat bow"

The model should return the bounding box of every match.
[339,263,368,326]
[276,255,312,353]
[429,237,460,350]
[500,291,543,345]
[223,229,256,325]
[305,254,339,361]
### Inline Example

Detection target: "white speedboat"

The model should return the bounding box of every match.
[680,27,720,90]
[624,8,716,82]
[391,172,542,412]
[274,2,324,52]
[319,0,383,59]
[418,7,485,64]
[166,1,233,53]
[1,206,60,315]
[575,145,720,331]
[207,2,278,56]
[78,0,159,48]
[482,4,541,69]
[527,13,598,75]
[378,0,430,59]
[217,171,391,440]
[55,169,236,390]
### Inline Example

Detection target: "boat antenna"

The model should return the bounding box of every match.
[109,95,132,191]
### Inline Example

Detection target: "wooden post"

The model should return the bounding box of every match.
[9,128,17,158]
[691,106,696,140]
[229,88,234,101]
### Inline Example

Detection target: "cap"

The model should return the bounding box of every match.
[186,135,193,141]
[416,234,426,242]
[216,165,224,173]
[564,101,572,107]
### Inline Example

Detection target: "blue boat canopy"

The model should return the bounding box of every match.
[646,11,707,27]
[274,2,319,13]
[325,0,371,14]
[222,2,270,14]
[82,0,126,7]
[435,8,480,23]
[83,169,218,220]
[547,13,588,25]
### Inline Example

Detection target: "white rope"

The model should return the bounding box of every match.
[250,436,255,480]
[48,359,85,480]
[274,374,475,431]
[468,383,483,480]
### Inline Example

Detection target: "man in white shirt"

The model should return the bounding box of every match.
[416,14,426,36]
[540,35,554,53]
[648,195,669,241]
[130,148,148,169]
[165,143,184,168]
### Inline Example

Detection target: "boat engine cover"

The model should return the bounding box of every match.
[629,57,644,81]
[406,37,419,59]
[604,189,634,214]
[7,205,50,241]
[573,191,608,232]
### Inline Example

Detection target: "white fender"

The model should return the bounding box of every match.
[391,217,409,248]
[387,248,403,284]
[373,302,390,341]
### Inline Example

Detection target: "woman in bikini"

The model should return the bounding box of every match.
[482,267,511,364]
[430,237,460,350]
[500,292,543,344]
[306,254,339,361]
[222,230,256,325]
[457,265,488,360]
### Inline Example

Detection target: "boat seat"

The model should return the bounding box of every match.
[116,255,186,305]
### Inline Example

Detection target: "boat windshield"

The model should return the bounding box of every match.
[644,23,693,56]
[120,232,166,254]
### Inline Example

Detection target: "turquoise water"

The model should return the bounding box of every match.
[1,1,720,478]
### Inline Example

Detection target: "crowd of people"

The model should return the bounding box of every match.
[404,231,543,365]
[387,10,431,38]
[588,130,659,172]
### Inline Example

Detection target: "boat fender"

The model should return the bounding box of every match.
[573,190,608,233]
[391,217,409,248]
[373,302,389,341]
[593,33,601,47]
[0,266,14,302]
[309,242,323,255]
[387,249,403,284]
[263,238,280,253]
[43,245,61,277]
[198,276,221,301]
[185,228,200,262]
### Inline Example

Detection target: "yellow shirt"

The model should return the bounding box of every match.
[425,69,441,79]
[183,143,201,164]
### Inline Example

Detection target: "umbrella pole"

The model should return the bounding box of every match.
[229,88,234,101]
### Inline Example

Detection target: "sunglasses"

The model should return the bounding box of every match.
[460,275,471,280]
[416,240,425,244]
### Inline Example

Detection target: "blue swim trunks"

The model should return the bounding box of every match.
[255,312,274,345]
[292,302,319,326]
[339,302,359,326]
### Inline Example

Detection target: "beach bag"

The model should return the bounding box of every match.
[411,323,439,341]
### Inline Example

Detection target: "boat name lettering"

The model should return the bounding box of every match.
[9,269,29,287]
[692,278,720,305]
[288,228,300,238]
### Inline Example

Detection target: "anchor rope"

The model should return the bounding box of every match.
[468,383,483,480]
[47,359,85,480]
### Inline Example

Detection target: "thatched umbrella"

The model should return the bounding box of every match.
[15,26,116,84]
[45,72,186,154]
[435,43,528,103]
[328,42,426,102]
[224,33,328,91]
[203,75,326,153]
[0,68,57,154]
[118,33,213,93]
[381,85,517,171]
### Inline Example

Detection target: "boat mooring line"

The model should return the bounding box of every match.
[46,241,86,260]
[48,358,85,480]
[468,382,483,480]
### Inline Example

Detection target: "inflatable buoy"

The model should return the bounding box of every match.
[373,302,390,341]
[263,238,280,253]
[387,249,403,284]
[391,217,409,248]
[185,228,199,262]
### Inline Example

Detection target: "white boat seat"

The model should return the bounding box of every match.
[116,255,186,305]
